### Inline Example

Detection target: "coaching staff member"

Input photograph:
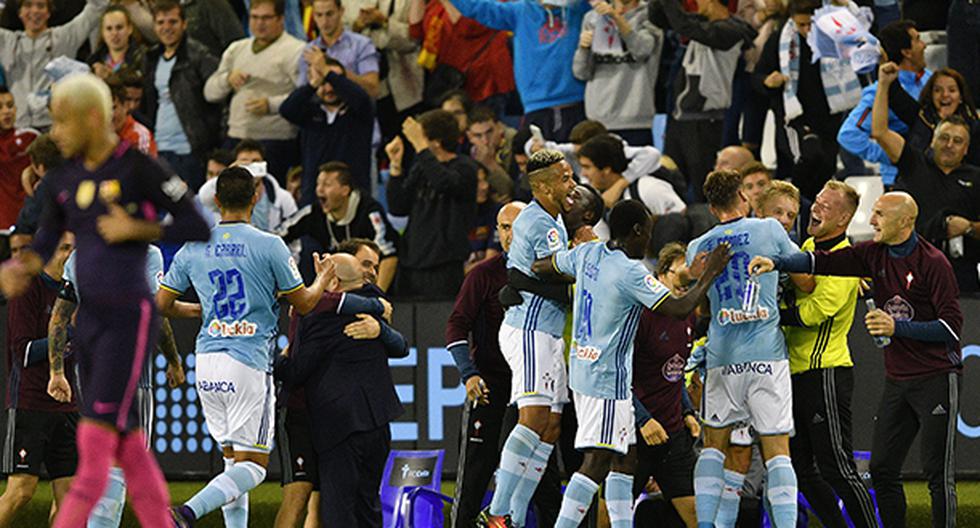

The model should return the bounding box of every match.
[779,180,878,528]
[752,191,963,528]
[275,254,408,527]
[446,202,562,528]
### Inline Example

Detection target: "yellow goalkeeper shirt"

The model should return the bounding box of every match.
[783,235,861,374]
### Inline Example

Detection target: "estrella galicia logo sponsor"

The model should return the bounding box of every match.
[198,380,236,393]
[207,319,258,337]
[717,307,770,325]
[722,362,774,376]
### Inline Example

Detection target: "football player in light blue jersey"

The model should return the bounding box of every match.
[532,200,729,528]
[52,245,184,528]
[686,170,801,528]
[479,150,576,528]
[156,168,336,528]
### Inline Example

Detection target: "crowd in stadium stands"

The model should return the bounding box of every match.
[1,0,976,296]
[0,0,977,525]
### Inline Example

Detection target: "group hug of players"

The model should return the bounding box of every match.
[468,148,963,528]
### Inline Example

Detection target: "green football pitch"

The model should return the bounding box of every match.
[2,480,978,526]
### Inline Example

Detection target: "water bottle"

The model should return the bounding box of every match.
[742,275,761,313]
[865,299,891,348]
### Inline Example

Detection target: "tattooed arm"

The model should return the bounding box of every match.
[47,296,77,403]
[159,317,185,387]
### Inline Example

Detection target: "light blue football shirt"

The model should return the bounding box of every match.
[686,217,799,369]
[554,242,670,400]
[161,222,304,373]
[503,200,570,337]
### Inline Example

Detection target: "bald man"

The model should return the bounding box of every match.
[751,192,964,528]
[0,73,211,527]
[714,145,755,173]
[272,250,392,528]
[447,202,562,528]
[274,250,407,528]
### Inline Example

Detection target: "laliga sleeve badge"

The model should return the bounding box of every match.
[546,228,562,251]
[75,180,95,209]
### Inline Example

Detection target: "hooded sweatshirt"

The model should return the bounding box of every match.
[572,2,664,130]
[652,0,755,120]
[0,0,108,129]
[450,0,589,114]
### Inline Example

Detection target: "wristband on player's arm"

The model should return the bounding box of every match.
[893,319,959,344]
[338,293,384,316]
[633,394,654,429]
[447,341,480,382]
[773,252,814,274]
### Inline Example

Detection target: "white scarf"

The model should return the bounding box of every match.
[778,18,862,123]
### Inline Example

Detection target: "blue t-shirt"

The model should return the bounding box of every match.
[153,56,192,155]
[554,242,669,400]
[161,222,304,372]
[503,200,569,337]
[686,217,799,369]
[64,246,164,388]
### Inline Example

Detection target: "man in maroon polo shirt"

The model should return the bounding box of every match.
[751,192,963,528]
[0,234,75,524]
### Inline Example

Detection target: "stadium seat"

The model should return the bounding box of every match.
[380,449,451,528]
[843,176,885,242]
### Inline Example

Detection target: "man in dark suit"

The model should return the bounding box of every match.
[274,254,408,527]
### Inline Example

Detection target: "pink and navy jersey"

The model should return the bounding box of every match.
[33,142,210,303]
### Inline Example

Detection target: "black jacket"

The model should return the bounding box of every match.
[273,285,407,449]
[141,36,221,156]
[86,40,146,76]
[887,80,980,167]
[182,0,245,57]
[278,191,400,282]
[753,25,840,140]
[279,72,375,204]
[387,151,478,269]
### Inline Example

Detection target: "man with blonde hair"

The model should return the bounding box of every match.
[778,180,878,528]
[0,71,211,527]
[752,192,963,528]
[757,181,801,235]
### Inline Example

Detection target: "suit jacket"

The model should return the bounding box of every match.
[274,285,406,450]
